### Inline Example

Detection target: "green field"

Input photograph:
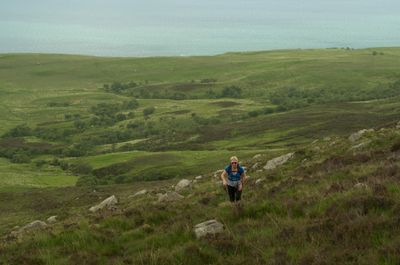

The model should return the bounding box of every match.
[1,47,400,189]
[1,48,400,264]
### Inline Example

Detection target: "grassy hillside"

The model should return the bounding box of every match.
[1,122,400,264]
[1,47,400,264]
[1,47,400,190]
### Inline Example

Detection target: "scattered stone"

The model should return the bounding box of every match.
[354,183,369,190]
[251,162,260,170]
[19,220,48,232]
[396,122,400,129]
[89,195,118,213]
[130,189,148,199]
[195,175,203,180]
[157,192,184,203]
[263,152,295,170]
[175,179,192,191]
[256,169,263,173]
[329,141,337,146]
[255,179,264,185]
[46,216,57,224]
[253,154,262,159]
[323,137,331,141]
[214,169,224,178]
[311,139,319,144]
[194,219,224,239]
[350,140,371,150]
[313,146,321,152]
[348,129,374,142]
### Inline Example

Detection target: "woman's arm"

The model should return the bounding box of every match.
[240,172,247,184]
[220,171,228,186]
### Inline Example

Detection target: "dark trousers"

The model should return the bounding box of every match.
[227,185,242,202]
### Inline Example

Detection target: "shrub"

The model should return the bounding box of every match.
[35,159,47,167]
[143,106,156,116]
[70,163,93,176]
[221,85,242,98]
[3,124,32,138]
[248,110,260,117]
[11,153,31,164]
[171,92,187,100]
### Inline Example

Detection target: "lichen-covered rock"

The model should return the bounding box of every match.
[350,140,371,150]
[89,195,118,212]
[20,220,48,232]
[157,192,184,203]
[9,220,48,239]
[255,179,264,185]
[175,179,192,192]
[263,153,295,170]
[213,169,224,178]
[46,216,57,224]
[251,162,260,170]
[354,183,369,190]
[348,129,374,142]
[194,219,224,238]
[253,154,262,159]
[129,189,148,198]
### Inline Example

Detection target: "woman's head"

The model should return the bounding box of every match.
[230,156,239,166]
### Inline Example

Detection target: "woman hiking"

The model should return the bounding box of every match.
[220,156,247,212]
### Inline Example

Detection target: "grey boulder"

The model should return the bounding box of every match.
[263,152,295,170]
[175,179,192,191]
[157,192,184,203]
[89,195,118,212]
[194,219,224,239]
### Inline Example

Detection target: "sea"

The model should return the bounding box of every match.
[1,0,400,57]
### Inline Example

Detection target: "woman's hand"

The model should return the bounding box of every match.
[238,182,243,191]
[222,179,227,187]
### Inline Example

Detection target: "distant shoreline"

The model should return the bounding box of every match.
[1,46,399,59]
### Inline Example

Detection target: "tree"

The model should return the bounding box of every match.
[3,124,32,138]
[143,106,156,116]
[221,86,242,98]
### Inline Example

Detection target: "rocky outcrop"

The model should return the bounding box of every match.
[348,129,374,142]
[194,219,224,239]
[9,220,48,239]
[89,195,118,212]
[350,140,371,150]
[251,162,260,170]
[129,189,148,198]
[214,169,224,178]
[263,153,295,170]
[157,192,184,203]
[46,216,57,224]
[175,179,192,192]
[253,154,262,159]
[255,179,264,185]
[354,183,369,190]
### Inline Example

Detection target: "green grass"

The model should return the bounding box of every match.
[3,48,400,264]
[1,47,400,189]
[3,126,400,264]
[0,158,77,192]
